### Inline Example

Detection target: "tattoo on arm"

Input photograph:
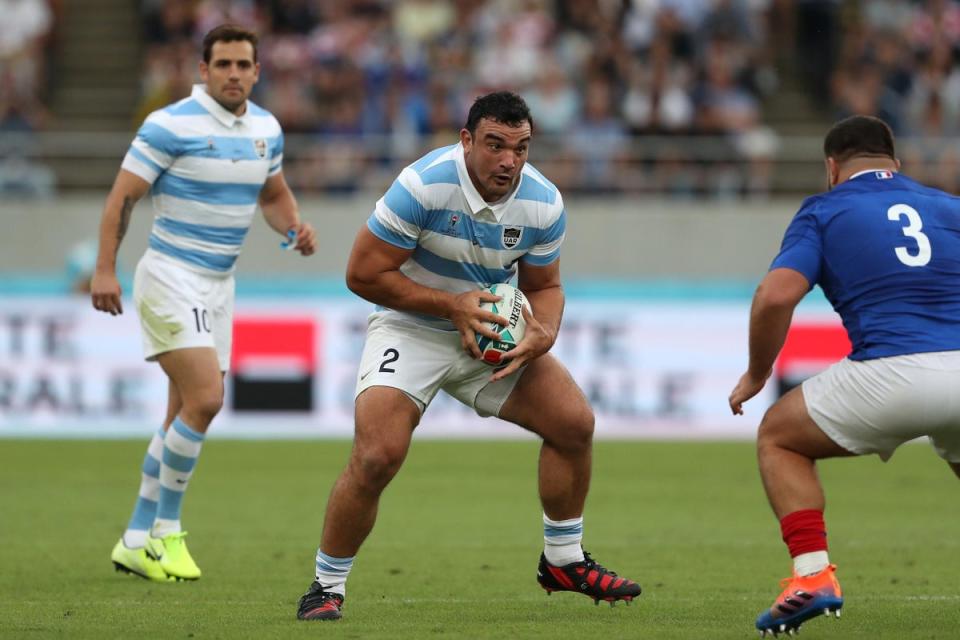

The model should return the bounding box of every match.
[116,196,134,246]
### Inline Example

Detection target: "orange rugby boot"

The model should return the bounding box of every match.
[755,564,843,636]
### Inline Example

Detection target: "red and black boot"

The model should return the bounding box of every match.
[296,581,344,621]
[537,551,641,606]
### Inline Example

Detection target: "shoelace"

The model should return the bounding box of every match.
[303,586,341,607]
[777,567,833,593]
[582,551,619,578]
[774,573,828,605]
[164,531,188,549]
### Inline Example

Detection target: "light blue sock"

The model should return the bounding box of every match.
[153,417,205,538]
[122,427,165,548]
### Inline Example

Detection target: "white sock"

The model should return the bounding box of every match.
[543,514,585,566]
[315,549,354,596]
[794,551,830,576]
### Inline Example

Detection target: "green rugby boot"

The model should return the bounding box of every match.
[149,531,201,581]
[111,538,170,582]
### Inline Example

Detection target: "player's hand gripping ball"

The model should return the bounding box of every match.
[475,283,532,365]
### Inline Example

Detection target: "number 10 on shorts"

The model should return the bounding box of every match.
[192,307,211,333]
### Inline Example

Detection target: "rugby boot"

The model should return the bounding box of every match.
[537,550,641,605]
[297,581,344,621]
[756,564,843,636]
[149,531,201,580]
[110,538,170,582]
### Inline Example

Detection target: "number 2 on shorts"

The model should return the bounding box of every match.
[379,348,399,373]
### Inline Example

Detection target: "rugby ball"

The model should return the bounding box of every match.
[475,283,531,365]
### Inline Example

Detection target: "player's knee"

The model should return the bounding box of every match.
[351,445,404,492]
[756,411,785,456]
[187,389,224,424]
[554,404,595,451]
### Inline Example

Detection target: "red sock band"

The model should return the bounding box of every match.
[780,509,828,557]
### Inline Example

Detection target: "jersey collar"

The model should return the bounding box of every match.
[848,168,897,181]
[191,84,247,128]
[453,143,522,221]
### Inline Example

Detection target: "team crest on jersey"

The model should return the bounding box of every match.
[253,138,267,158]
[502,226,523,249]
[875,170,893,180]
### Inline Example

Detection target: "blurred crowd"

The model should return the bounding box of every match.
[828,0,960,192]
[0,0,58,197]
[11,1,960,197]
[0,0,54,132]
[137,0,783,197]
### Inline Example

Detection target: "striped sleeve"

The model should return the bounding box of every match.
[367,170,426,249]
[268,131,284,177]
[120,115,178,184]
[522,195,566,266]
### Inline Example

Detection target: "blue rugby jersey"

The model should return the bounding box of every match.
[121,84,283,276]
[772,170,960,360]
[367,143,566,329]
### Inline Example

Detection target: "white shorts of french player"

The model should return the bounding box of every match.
[133,250,235,371]
[802,350,960,462]
[355,312,523,417]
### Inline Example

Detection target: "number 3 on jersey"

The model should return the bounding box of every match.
[887,203,931,267]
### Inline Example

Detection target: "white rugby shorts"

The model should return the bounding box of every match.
[355,312,523,417]
[132,250,235,371]
[802,351,960,462]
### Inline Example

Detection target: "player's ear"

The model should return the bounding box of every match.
[825,157,838,189]
[894,157,901,171]
[199,61,209,83]
[460,128,472,151]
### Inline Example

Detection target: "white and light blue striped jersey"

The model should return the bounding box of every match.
[121,84,283,276]
[367,143,566,329]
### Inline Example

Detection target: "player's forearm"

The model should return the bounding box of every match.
[94,190,138,273]
[347,269,458,319]
[746,298,794,379]
[260,187,300,235]
[522,285,564,345]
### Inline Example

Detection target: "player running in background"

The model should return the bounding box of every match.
[295,91,641,621]
[91,24,316,582]
[730,114,960,636]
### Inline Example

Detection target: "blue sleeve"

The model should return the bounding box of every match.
[770,202,822,286]
[365,176,425,249]
[136,121,182,158]
[521,208,565,266]
[270,132,284,159]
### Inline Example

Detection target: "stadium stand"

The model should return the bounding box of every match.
[17,0,960,197]
[0,0,58,196]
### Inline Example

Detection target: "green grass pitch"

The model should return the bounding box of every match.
[0,439,957,639]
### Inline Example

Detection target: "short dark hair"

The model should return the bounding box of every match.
[823,115,896,163]
[202,24,258,64]
[464,91,533,134]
